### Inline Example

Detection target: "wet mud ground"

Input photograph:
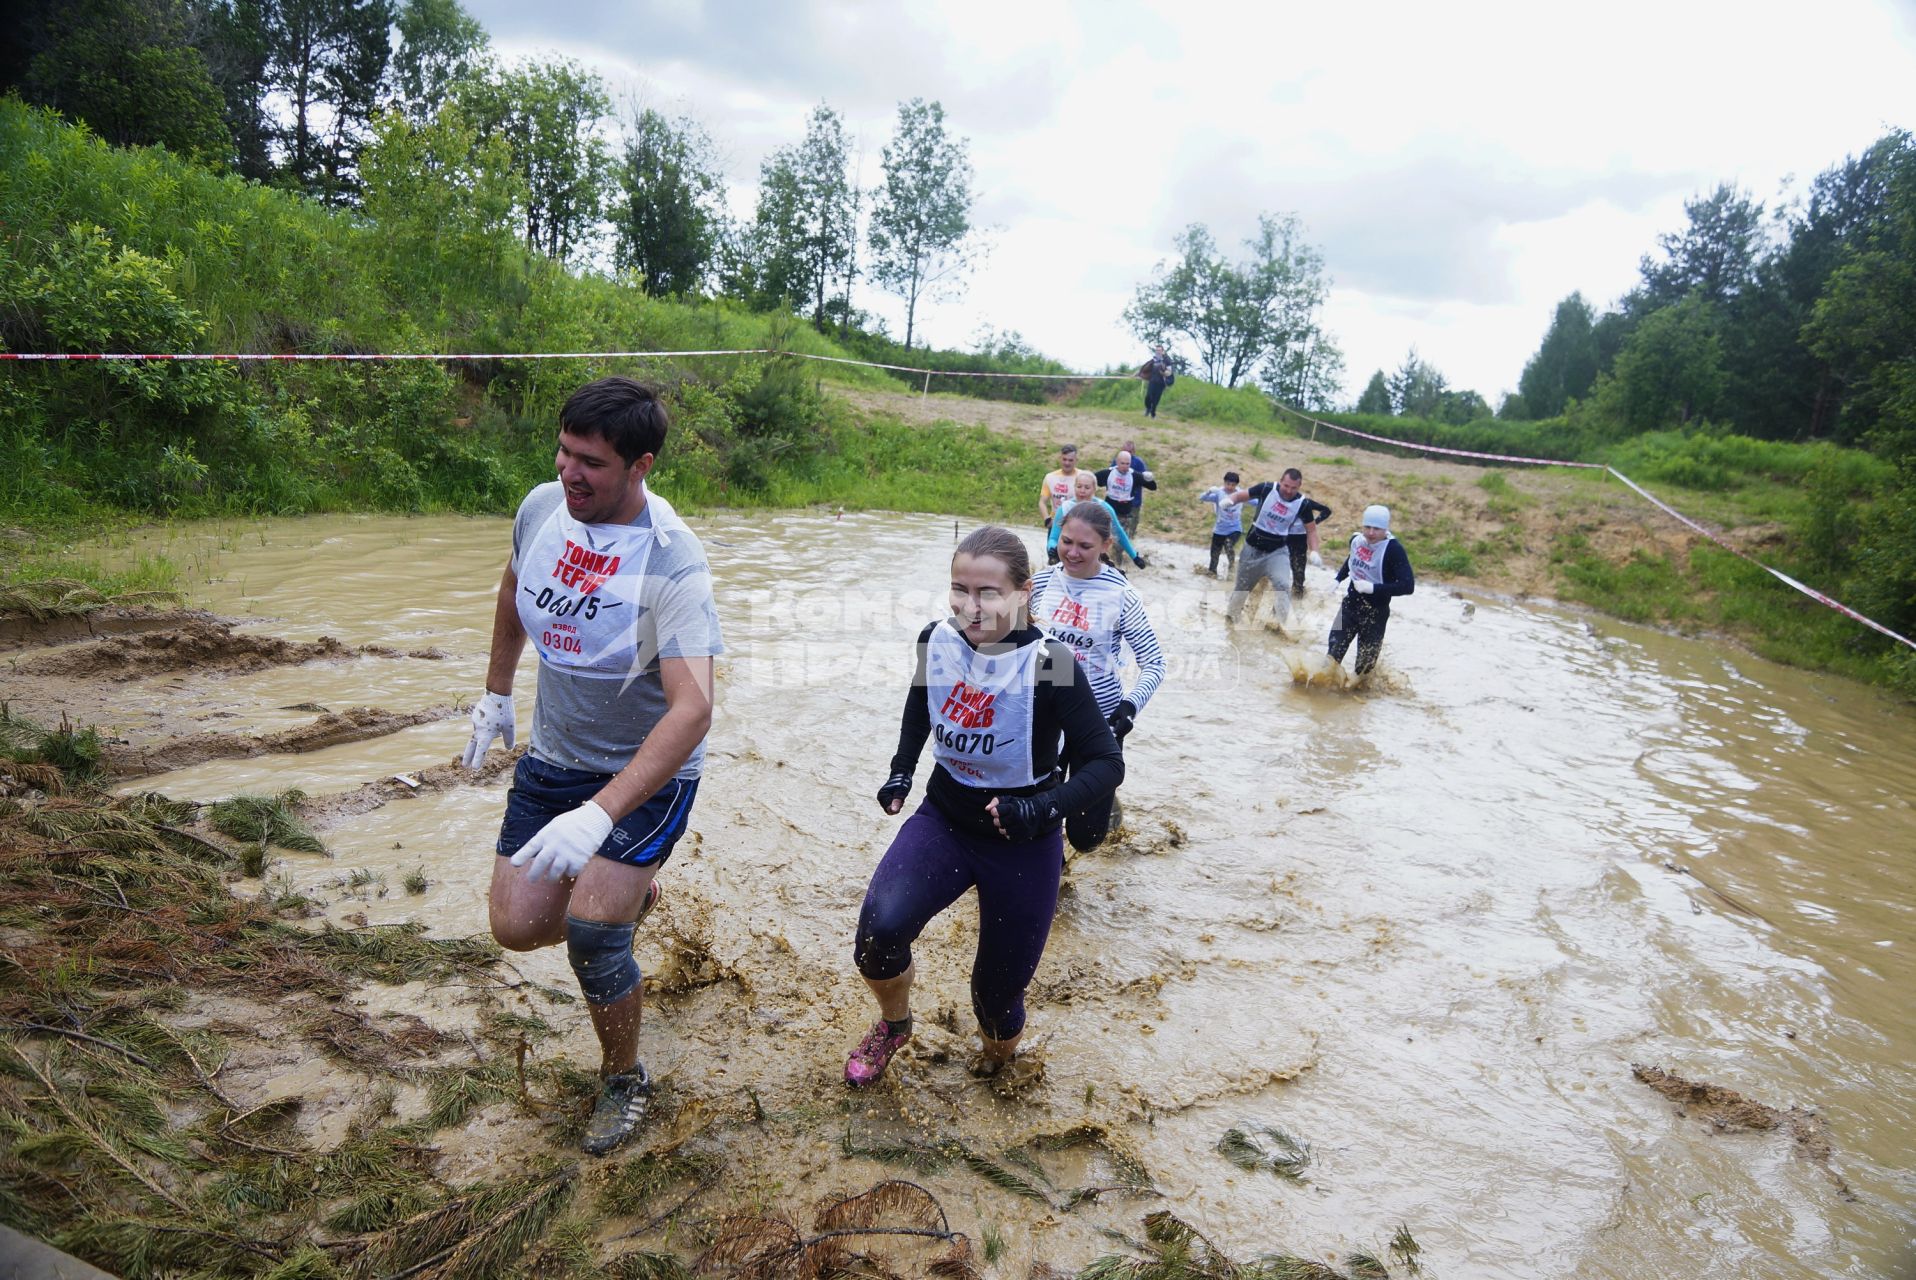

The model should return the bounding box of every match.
[9,508,1916,1278]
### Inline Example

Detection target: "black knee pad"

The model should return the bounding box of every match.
[566,915,639,1005]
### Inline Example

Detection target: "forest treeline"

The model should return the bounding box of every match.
[1,0,1912,678]
[3,0,992,351]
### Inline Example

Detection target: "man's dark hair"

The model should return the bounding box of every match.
[1282,467,1303,482]
[559,376,669,464]
[1224,471,1240,484]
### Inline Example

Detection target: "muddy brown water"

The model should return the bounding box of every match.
[44,510,1916,1277]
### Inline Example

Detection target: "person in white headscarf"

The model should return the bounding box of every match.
[1329,504,1415,676]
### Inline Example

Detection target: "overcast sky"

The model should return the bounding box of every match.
[464,0,1916,405]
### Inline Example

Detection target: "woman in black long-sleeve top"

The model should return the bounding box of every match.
[846,525,1123,1087]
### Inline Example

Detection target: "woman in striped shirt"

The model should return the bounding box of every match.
[1031,499,1167,849]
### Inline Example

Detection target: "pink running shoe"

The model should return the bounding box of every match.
[844,1019,910,1087]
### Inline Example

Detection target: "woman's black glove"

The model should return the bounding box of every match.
[876,771,912,815]
[1107,699,1137,742]
[991,791,1061,841]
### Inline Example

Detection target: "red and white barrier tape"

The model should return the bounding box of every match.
[0,346,1136,379]
[1275,404,1916,652]
[1601,468,1915,650]
[7,347,1904,651]
[1275,403,1605,469]
[0,348,762,362]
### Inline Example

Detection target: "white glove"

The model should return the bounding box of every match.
[509,801,613,882]
[460,691,515,769]
[1353,578,1375,595]
[1309,550,1324,568]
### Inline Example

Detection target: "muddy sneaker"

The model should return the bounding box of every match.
[581,1064,652,1156]
[844,1019,910,1087]
[971,1050,1045,1095]
[966,1051,1007,1078]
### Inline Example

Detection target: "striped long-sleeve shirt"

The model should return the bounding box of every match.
[1030,565,1167,718]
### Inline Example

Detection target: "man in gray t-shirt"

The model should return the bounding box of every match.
[460,375,723,1157]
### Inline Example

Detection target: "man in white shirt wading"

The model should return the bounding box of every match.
[461,375,724,1156]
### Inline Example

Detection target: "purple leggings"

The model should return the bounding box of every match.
[854,801,1066,1041]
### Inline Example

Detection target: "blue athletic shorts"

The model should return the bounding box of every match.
[495,754,699,869]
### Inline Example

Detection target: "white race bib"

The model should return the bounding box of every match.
[923,620,1043,790]
[1347,532,1392,586]
[516,503,658,679]
[1253,491,1307,537]
[1033,567,1128,705]
[1106,469,1136,503]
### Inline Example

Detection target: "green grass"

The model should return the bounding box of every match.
[1425,543,1479,576]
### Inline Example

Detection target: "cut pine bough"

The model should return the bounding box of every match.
[1216,1122,1313,1182]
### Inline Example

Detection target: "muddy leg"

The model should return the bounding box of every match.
[568,860,661,1075]
[1353,612,1390,677]
[863,965,915,1023]
[1226,546,1274,622]
[1327,598,1358,665]
[974,1030,1024,1074]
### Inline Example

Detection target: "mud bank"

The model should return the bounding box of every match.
[108,704,462,779]
[0,604,220,651]
[297,744,523,828]
[18,617,444,681]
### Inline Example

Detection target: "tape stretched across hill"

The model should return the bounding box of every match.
[1272,403,1916,652]
[0,346,1137,380]
[3,341,1905,651]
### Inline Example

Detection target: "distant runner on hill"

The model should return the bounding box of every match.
[847,526,1122,1087]
[1329,504,1415,676]
[461,375,723,1157]
[1138,346,1173,418]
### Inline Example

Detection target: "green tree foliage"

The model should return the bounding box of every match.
[1722,133,1913,441]
[1124,212,1334,390]
[454,57,611,262]
[611,107,728,297]
[868,98,976,351]
[1803,133,1916,636]
[1497,391,1530,420]
[1604,295,1725,429]
[359,108,524,328]
[1257,323,1344,411]
[1631,183,1765,313]
[185,0,277,182]
[1516,134,1914,445]
[18,0,233,165]
[1591,309,1630,378]
[742,104,856,333]
[390,0,485,125]
[1440,388,1492,423]
[266,0,395,202]
[1355,370,1393,415]
[1806,135,1916,446]
[1386,348,1445,418]
[1515,292,1598,418]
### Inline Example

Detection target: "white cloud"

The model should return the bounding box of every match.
[465,0,1916,401]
